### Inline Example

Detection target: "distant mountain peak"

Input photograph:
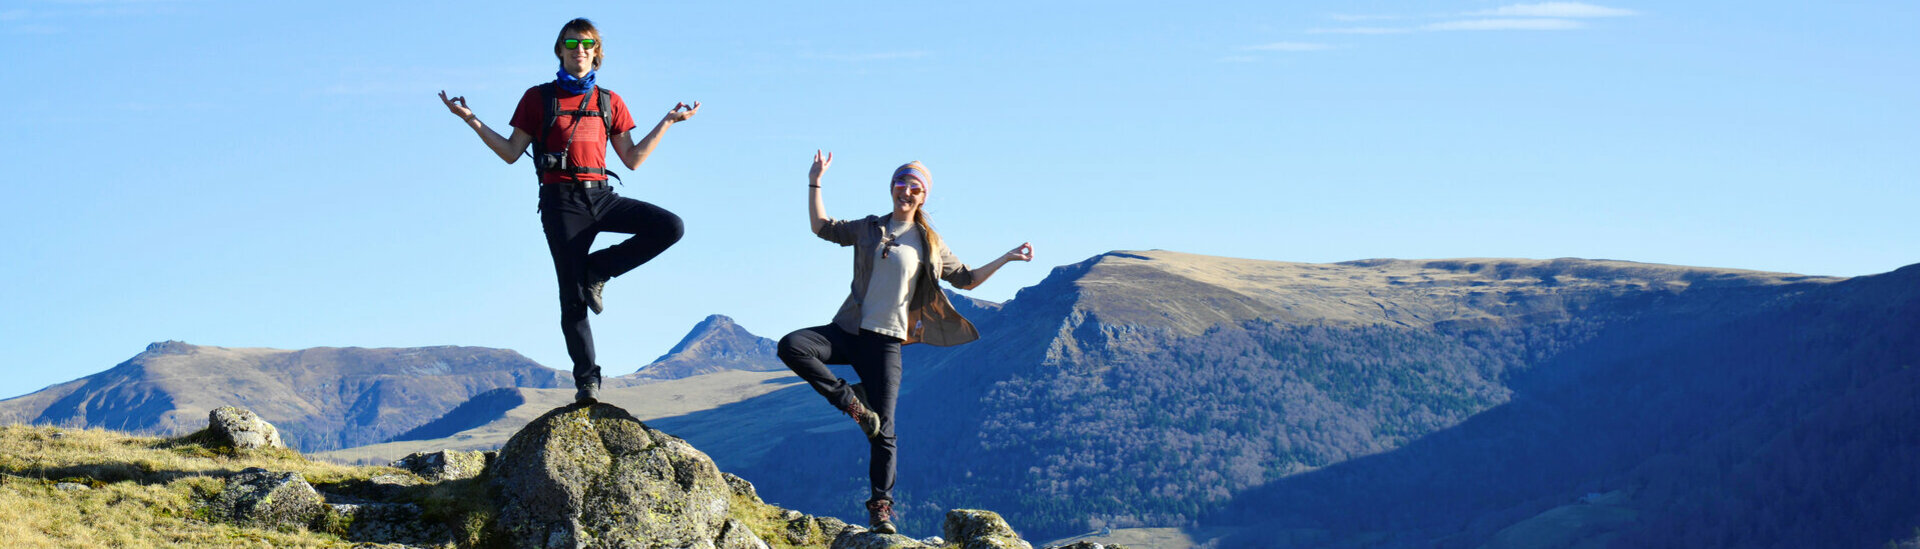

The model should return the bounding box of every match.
[143,340,197,355]
[658,314,744,358]
[622,315,783,382]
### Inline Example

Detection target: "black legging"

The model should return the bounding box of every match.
[539,183,683,384]
[776,324,903,503]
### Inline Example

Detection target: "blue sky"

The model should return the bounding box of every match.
[2,1,1916,401]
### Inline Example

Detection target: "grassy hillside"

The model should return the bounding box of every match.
[0,422,861,549]
[0,424,385,547]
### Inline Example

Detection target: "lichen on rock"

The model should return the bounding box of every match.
[491,402,760,549]
[207,406,285,450]
[211,467,322,528]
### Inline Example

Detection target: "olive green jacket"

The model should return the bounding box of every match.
[815,213,980,346]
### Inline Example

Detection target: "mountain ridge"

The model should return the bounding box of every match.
[5,250,1905,547]
[0,342,569,452]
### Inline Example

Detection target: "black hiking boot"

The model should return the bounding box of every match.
[866,498,897,535]
[585,274,608,315]
[575,377,601,403]
[842,384,881,440]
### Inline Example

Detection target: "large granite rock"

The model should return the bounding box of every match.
[491,402,763,549]
[207,406,285,450]
[211,468,321,528]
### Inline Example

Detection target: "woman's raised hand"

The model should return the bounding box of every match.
[665,101,701,123]
[438,91,474,121]
[1003,242,1035,262]
[810,150,833,185]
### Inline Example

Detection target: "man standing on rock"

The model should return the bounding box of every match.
[440,18,698,402]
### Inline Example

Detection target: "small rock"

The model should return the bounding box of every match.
[944,509,1032,549]
[207,406,286,450]
[54,482,90,492]
[393,449,487,481]
[817,515,853,537]
[921,536,947,546]
[212,468,321,528]
[785,516,816,544]
[1042,543,1107,549]
[718,518,773,549]
[723,471,760,502]
[370,473,418,487]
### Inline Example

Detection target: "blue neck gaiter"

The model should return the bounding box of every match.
[556,69,597,95]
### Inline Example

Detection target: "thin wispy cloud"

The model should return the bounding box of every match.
[801,51,930,62]
[1301,2,1635,36]
[1426,18,1585,31]
[1467,2,1637,18]
[1307,27,1411,35]
[1234,3,1635,61]
[1243,42,1334,52]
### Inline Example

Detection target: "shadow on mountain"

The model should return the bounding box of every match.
[386,387,526,442]
[1205,264,1920,548]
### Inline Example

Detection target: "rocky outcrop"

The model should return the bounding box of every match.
[207,406,284,450]
[491,402,759,549]
[211,468,322,528]
[826,509,1037,549]
[943,510,1032,549]
[393,449,489,481]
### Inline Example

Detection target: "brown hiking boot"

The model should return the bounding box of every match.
[575,377,601,403]
[842,385,881,440]
[585,275,607,315]
[866,499,897,534]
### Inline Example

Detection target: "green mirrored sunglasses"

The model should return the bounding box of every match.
[562,38,598,50]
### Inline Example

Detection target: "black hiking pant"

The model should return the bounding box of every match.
[776,324,903,503]
[539,183,683,385]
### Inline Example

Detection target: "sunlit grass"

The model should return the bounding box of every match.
[0,424,421,548]
[0,424,822,548]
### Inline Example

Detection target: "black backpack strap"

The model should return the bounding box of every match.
[589,87,622,184]
[534,82,559,160]
[597,87,615,137]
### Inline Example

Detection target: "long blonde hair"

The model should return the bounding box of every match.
[914,208,945,262]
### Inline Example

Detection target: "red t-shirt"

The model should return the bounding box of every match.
[509,84,639,184]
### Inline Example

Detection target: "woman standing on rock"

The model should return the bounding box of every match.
[776,151,1033,534]
[438,18,698,403]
